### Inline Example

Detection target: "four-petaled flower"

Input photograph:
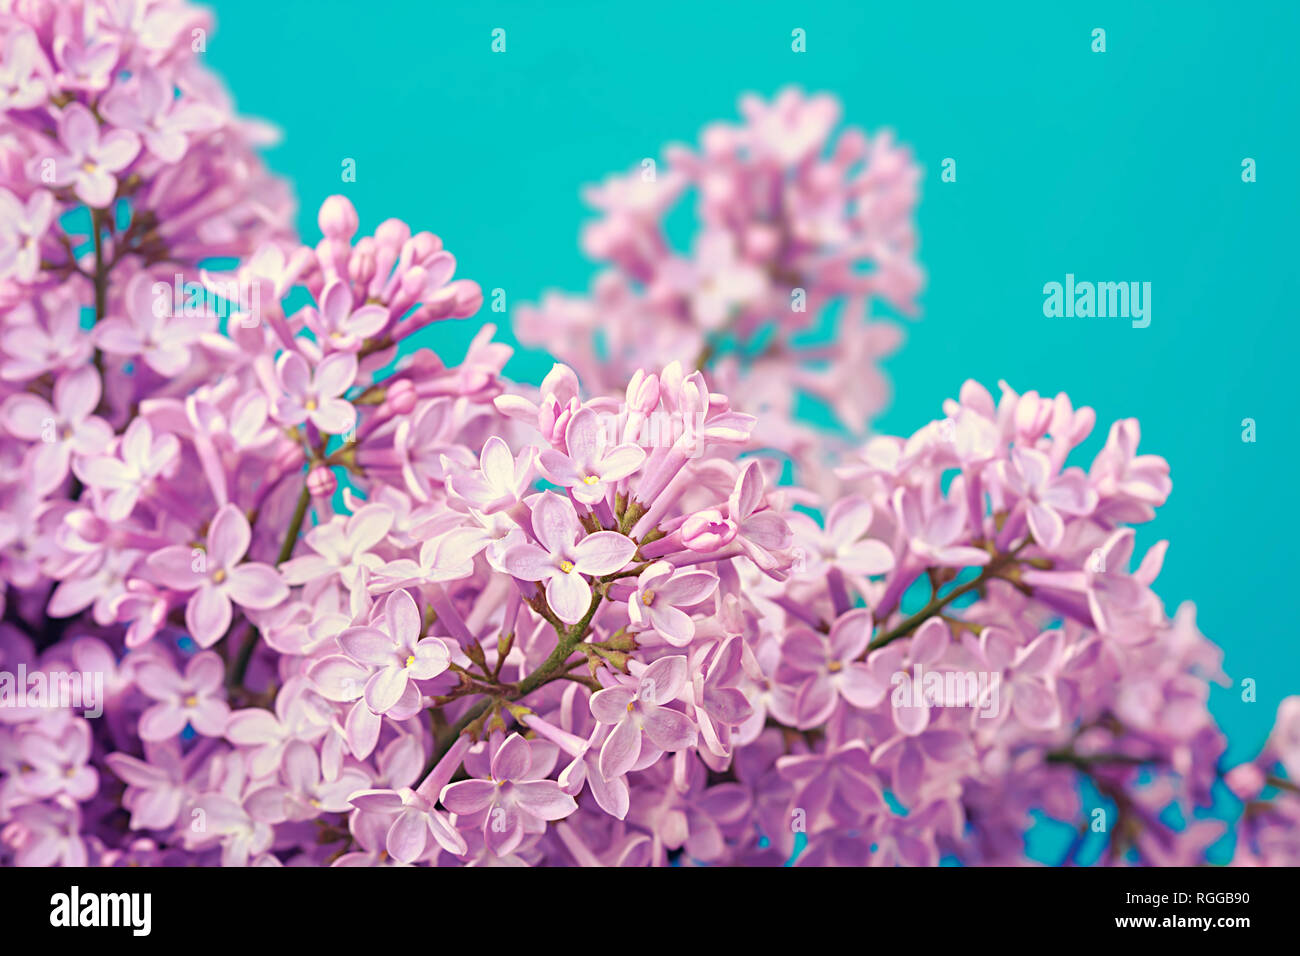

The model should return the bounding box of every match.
[501,492,636,624]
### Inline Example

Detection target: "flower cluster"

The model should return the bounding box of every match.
[516,88,922,458]
[1,5,1295,867]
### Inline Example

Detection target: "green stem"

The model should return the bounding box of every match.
[227,482,311,692]
[864,548,1022,654]
[420,592,605,779]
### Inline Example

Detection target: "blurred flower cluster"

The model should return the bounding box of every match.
[1,3,1295,867]
[516,88,922,466]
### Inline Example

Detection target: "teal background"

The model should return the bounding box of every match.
[205,0,1298,859]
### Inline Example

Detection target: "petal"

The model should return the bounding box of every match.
[339,626,397,664]
[640,655,688,704]
[147,545,203,591]
[571,531,636,576]
[500,543,555,581]
[598,717,641,780]
[439,779,497,814]
[530,491,579,556]
[656,569,719,607]
[386,807,429,863]
[563,407,601,467]
[641,706,698,752]
[1026,502,1065,551]
[590,687,636,724]
[546,571,592,625]
[311,398,355,435]
[207,503,251,567]
[225,563,288,609]
[490,733,532,782]
[514,781,578,820]
[648,604,694,646]
[384,588,422,647]
[315,351,358,398]
[186,584,232,647]
[364,666,408,714]
[595,443,645,482]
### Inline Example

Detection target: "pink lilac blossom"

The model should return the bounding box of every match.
[0,7,1292,868]
[516,88,923,462]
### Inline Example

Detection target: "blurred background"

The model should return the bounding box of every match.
[207,0,1300,859]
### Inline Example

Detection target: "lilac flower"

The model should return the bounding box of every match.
[777,740,887,827]
[12,721,98,802]
[894,487,990,567]
[0,188,55,283]
[100,67,222,163]
[42,103,140,207]
[136,651,230,741]
[444,436,535,514]
[94,273,211,376]
[440,733,578,856]
[106,741,211,831]
[997,447,1096,551]
[147,503,288,647]
[501,491,636,624]
[0,28,51,110]
[538,405,645,505]
[627,560,718,646]
[273,350,358,435]
[348,786,468,863]
[303,279,389,352]
[589,657,699,778]
[779,609,883,728]
[73,418,180,520]
[245,741,370,823]
[336,589,451,715]
[280,504,394,595]
[0,366,112,493]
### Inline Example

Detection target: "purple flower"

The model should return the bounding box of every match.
[440,733,578,856]
[273,350,358,435]
[336,588,451,715]
[42,102,140,207]
[444,435,535,514]
[538,406,645,505]
[627,560,718,646]
[589,656,699,778]
[146,503,289,647]
[136,651,230,741]
[780,608,883,728]
[100,67,222,163]
[501,491,636,623]
[0,188,55,283]
[777,740,887,827]
[1,365,112,493]
[73,418,179,520]
[303,279,388,352]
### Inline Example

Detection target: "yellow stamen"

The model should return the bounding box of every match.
[558,560,575,574]
[183,694,198,708]
[641,590,655,606]
[212,568,227,584]
[827,660,843,673]
[581,474,600,485]
[405,654,416,668]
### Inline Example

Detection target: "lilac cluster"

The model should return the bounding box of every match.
[517,89,922,459]
[1,5,1295,867]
